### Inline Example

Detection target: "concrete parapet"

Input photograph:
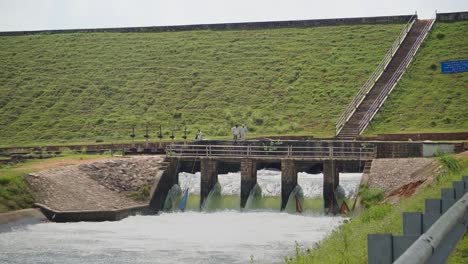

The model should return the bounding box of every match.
[437,11,468,22]
[0,15,414,36]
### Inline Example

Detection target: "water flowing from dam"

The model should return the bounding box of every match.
[0,170,362,263]
[179,169,362,198]
[176,170,362,212]
[0,212,347,264]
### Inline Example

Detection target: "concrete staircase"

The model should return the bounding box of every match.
[336,18,435,140]
[363,160,373,174]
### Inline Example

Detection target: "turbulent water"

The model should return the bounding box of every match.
[179,169,362,198]
[0,212,346,264]
[0,170,361,264]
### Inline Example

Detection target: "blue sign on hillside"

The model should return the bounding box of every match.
[441,60,468,74]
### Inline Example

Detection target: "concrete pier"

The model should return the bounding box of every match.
[240,159,257,208]
[323,160,340,212]
[149,158,179,212]
[200,158,219,209]
[281,159,298,211]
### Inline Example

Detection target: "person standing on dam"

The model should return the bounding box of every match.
[195,129,202,141]
[231,125,239,143]
[240,124,248,141]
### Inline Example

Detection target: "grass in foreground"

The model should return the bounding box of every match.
[284,155,468,263]
[0,154,111,213]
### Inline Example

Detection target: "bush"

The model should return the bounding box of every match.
[0,175,34,213]
[360,185,384,209]
[0,177,11,185]
[430,64,438,71]
[436,33,445,40]
[438,155,461,173]
[253,117,264,126]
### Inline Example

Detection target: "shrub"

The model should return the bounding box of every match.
[0,176,11,185]
[437,155,461,173]
[436,33,445,40]
[430,64,437,71]
[253,117,264,126]
[360,185,384,209]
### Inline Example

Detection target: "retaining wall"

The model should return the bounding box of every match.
[0,15,413,36]
[359,132,468,141]
[436,11,468,21]
[35,203,149,222]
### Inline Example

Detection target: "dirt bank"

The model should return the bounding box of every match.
[24,156,165,211]
[367,158,441,203]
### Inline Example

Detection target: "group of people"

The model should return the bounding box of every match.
[231,124,248,142]
[193,124,248,142]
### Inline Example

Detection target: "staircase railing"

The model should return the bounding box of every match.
[358,19,435,134]
[335,15,417,135]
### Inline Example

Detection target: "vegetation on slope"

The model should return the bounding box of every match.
[0,24,404,146]
[284,155,468,263]
[366,21,468,135]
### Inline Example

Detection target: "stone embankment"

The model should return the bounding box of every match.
[25,156,166,211]
[367,158,441,202]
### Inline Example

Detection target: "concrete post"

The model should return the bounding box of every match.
[281,159,298,211]
[240,159,257,208]
[441,188,456,213]
[323,160,339,212]
[200,158,218,209]
[368,234,393,264]
[403,212,423,236]
[453,181,466,199]
[423,199,442,232]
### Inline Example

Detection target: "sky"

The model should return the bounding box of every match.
[0,0,467,32]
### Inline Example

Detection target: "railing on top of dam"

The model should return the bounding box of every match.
[166,144,376,160]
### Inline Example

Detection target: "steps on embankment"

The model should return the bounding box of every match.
[336,18,435,140]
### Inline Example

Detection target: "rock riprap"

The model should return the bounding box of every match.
[25,156,165,211]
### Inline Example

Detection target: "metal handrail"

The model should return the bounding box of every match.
[335,15,417,135]
[358,19,435,133]
[166,144,376,159]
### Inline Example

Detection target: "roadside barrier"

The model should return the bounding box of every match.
[368,176,468,263]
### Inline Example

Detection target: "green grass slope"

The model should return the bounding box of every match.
[0,24,404,146]
[365,21,468,135]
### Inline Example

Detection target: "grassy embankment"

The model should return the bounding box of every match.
[284,154,468,264]
[0,23,404,147]
[365,21,468,135]
[0,154,111,213]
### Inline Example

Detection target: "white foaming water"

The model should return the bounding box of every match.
[0,212,346,264]
[179,170,362,198]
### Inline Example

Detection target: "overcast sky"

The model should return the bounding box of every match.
[0,0,467,32]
